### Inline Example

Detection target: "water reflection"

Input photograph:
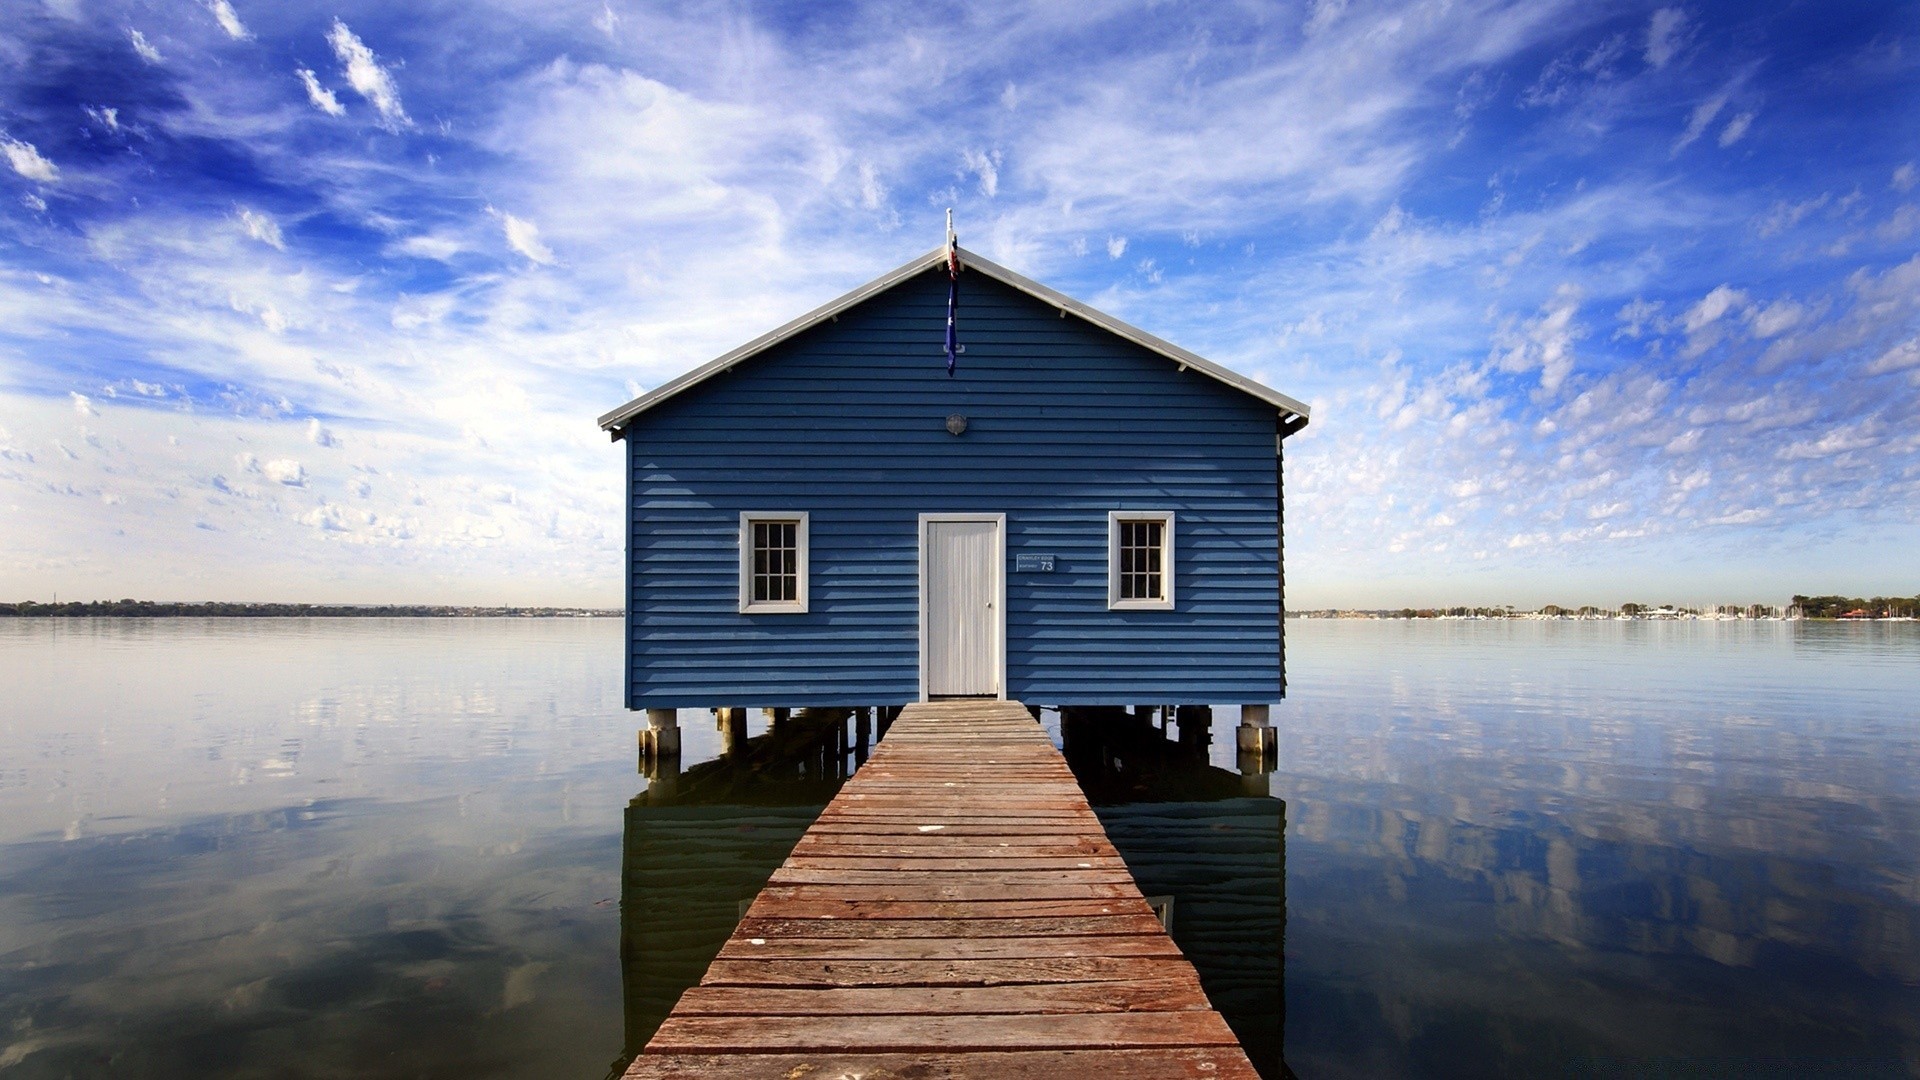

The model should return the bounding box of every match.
[1060,706,1291,1080]
[0,619,643,1079]
[5,619,1915,1079]
[612,707,873,1077]
[1274,620,1920,1079]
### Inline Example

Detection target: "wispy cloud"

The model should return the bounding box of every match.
[296,69,346,117]
[497,211,556,265]
[128,28,164,63]
[960,149,1002,198]
[236,207,285,249]
[326,20,409,129]
[205,0,250,41]
[1644,7,1689,69]
[1,135,59,183]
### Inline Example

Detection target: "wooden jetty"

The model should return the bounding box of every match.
[623,699,1260,1079]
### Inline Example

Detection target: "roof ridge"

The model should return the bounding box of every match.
[598,245,1310,437]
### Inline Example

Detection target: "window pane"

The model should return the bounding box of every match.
[1118,519,1165,601]
[748,518,800,605]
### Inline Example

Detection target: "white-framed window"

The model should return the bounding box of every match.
[739,512,809,613]
[1108,511,1174,610]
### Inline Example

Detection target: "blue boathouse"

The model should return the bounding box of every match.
[599,245,1309,723]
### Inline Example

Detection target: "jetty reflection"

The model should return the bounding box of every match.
[614,707,881,1077]
[1061,706,1291,1080]
[612,704,1289,1080]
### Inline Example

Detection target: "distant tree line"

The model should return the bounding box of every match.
[1789,594,1920,619]
[0,600,618,617]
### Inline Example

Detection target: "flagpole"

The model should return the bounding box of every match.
[944,209,959,377]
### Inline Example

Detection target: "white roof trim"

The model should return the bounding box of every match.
[598,245,1311,435]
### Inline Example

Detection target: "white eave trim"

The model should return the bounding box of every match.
[598,244,1312,435]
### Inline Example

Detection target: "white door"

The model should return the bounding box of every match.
[922,516,1002,697]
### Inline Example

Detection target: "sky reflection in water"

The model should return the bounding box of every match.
[0,618,1915,1078]
[1271,619,1920,1078]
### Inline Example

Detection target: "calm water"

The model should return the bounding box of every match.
[0,617,1915,1077]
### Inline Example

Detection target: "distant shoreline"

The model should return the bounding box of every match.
[0,602,619,618]
[6,596,1913,621]
[1293,610,1917,622]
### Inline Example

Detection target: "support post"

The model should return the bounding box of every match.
[1237,703,1275,758]
[718,707,748,758]
[855,707,872,764]
[1175,705,1213,751]
[642,707,681,761]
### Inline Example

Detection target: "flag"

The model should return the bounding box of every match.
[945,256,959,377]
[945,211,960,377]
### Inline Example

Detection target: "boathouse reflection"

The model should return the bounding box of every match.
[1061,706,1292,1080]
[612,707,883,1078]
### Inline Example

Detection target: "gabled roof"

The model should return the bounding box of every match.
[598,245,1311,439]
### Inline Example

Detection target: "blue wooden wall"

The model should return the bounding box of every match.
[625,268,1282,709]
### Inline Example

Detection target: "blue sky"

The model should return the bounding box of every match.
[1,0,1915,608]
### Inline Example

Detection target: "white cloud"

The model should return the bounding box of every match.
[499,212,556,265]
[71,392,96,417]
[306,418,339,447]
[297,69,346,117]
[129,28,163,63]
[1305,0,1348,37]
[301,502,350,531]
[960,149,1001,198]
[856,161,887,211]
[1746,298,1804,338]
[1894,163,1917,194]
[205,0,250,41]
[86,106,120,133]
[592,2,619,39]
[1614,297,1663,339]
[326,20,410,129]
[1,135,59,183]
[236,207,286,250]
[1645,7,1688,69]
[1681,284,1747,332]
[1756,193,1828,237]
[1673,91,1727,154]
[262,459,306,486]
[1493,285,1582,394]
[1106,236,1127,259]
[1718,111,1753,148]
[1865,338,1919,376]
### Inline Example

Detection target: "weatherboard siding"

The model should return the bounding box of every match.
[626,268,1281,709]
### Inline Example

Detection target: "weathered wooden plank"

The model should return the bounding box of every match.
[791,834,1121,849]
[754,881,1141,902]
[783,854,1129,869]
[740,897,1157,920]
[770,867,1137,885]
[699,955,1205,988]
[670,978,1210,1016]
[624,1048,1261,1080]
[716,934,1183,961]
[649,1011,1243,1052]
[735,913,1170,939]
